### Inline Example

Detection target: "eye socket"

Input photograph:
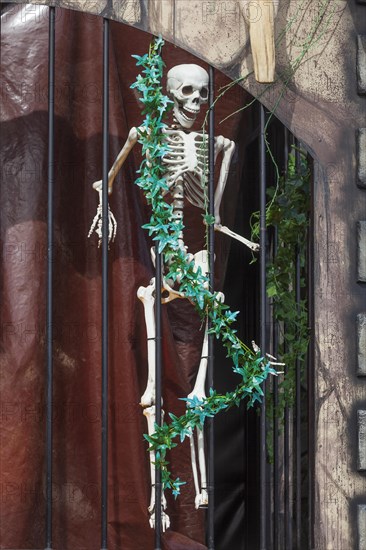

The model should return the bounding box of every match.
[181,85,193,96]
[200,87,208,99]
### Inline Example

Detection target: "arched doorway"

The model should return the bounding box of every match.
[1,4,313,549]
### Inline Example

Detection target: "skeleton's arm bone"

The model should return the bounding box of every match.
[214,136,235,224]
[214,224,260,252]
[92,126,139,194]
[108,126,138,192]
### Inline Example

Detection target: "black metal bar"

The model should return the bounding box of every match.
[295,246,301,550]
[284,128,289,170]
[45,7,55,550]
[259,103,267,550]
[207,64,215,550]
[272,227,279,550]
[281,126,289,550]
[294,142,302,550]
[154,241,162,549]
[283,128,293,550]
[101,17,110,550]
[284,397,292,550]
[307,159,315,550]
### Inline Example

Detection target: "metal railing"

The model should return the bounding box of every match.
[45,7,55,550]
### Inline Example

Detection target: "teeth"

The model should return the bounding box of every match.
[180,109,197,121]
[184,106,199,114]
[182,113,195,121]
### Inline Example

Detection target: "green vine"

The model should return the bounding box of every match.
[208,0,333,451]
[131,37,276,497]
[127,0,334,494]
[251,149,310,454]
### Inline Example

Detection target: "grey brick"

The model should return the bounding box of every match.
[358,314,366,377]
[358,410,366,471]
[357,129,366,188]
[358,222,366,282]
[358,36,366,95]
[358,505,366,550]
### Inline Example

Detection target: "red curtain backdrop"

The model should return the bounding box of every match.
[1,5,250,549]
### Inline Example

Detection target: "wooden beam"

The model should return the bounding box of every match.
[246,0,276,83]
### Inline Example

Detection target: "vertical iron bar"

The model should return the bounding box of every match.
[259,103,267,550]
[284,363,291,549]
[284,128,289,171]
[295,247,301,549]
[307,160,315,550]
[154,240,162,550]
[45,7,55,550]
[272,227,279,550]
[153,30,163,550]
[283,128,292,550]
[283,127,292,550]
[101,17,110,550]
[295,143,302,549]
[207,64,215,550]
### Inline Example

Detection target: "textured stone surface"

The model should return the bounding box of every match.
[358,129,366,188]
[358,222,366,282]
[358,411,366,471]
[358,36,366,95]
[113,0,141,25]
[358,505,366,550]
[358,314,366,376]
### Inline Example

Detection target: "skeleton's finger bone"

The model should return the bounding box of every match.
[252,341,260,353]
[88,211,101,239]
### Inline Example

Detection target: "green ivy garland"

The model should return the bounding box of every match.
[131,37,276,497]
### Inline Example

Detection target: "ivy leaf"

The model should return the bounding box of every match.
[203,213,215,225]
[267,284,277,297]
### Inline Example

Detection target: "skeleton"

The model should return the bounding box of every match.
[89,64,259,530]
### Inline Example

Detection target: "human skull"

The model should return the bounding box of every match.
[167,64,209,129]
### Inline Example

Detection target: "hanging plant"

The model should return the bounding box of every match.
[251,148,310,456]
[131,36,277,497]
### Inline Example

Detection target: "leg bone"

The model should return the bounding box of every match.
[143,406,170,532]
[188,321,209,508]
[138,281,170,530]
[188,291,225,508]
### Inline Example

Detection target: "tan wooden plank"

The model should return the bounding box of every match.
[245,0,276,82]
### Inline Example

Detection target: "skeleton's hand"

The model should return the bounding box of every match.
[88,189,117,248]
[252,341,285,372]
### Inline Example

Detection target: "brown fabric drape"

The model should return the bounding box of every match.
[1,4,250,549]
